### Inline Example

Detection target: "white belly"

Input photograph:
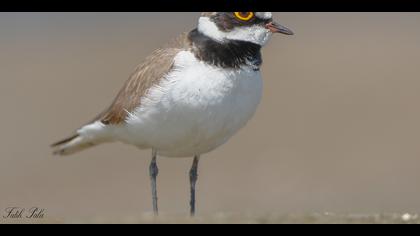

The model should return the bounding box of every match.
[116,51,263,157]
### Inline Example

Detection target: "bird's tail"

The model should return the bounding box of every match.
[51,134,97,156]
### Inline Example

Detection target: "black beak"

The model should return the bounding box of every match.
[265,21,294,35]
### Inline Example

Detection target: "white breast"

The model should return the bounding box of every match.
[115,51,263,157]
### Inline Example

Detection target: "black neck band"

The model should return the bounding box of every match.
[188,29,262,70]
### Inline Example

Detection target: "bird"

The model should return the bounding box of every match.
[51,12,293,216]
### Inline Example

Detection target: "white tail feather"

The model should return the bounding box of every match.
[52,121,110,156]
[52,136,97,156]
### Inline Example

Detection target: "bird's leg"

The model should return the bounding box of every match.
[189,155,200,216]
[149,149,159,216]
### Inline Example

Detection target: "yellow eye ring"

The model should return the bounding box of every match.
[234,12,254,21]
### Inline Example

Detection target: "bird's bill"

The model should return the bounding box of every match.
[265,21,294,35]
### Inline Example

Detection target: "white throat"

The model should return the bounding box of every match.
[197,17,273,46]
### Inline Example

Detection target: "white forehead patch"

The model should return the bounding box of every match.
[255,12,272,20]
[197,16,273,46]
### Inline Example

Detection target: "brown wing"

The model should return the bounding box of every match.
[96,33,191,125]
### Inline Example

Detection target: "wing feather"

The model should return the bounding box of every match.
[97,33,191,125]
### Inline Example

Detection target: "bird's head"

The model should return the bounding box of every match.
[198,12,293,46]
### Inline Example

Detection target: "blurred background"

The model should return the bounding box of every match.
[1,12,420,222]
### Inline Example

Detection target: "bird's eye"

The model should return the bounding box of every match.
[234,12,254,21]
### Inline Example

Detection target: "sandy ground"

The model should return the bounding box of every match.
[2,213,419,224]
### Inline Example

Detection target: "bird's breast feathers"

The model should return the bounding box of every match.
[114,50,263,157]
